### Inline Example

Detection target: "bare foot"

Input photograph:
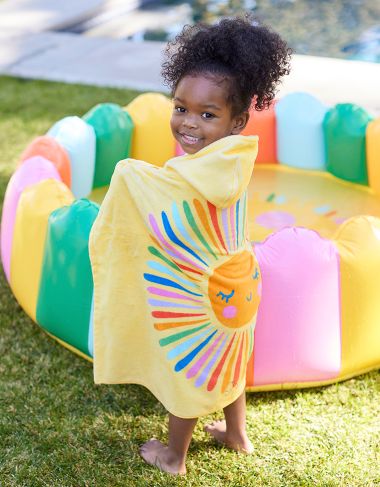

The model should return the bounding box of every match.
[204,420,254,454]
[139,439,186,475]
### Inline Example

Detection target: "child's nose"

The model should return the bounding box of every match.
[182,114,198,129]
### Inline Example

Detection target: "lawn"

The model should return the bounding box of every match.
[0,75,379,486]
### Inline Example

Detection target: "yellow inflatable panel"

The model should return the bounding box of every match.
[125,93,175,166]
[334,216,380,377]
[10,179,74,320]
[366,118,380,195]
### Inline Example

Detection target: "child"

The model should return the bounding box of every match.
[90,15,290,476]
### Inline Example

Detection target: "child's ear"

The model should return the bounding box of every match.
[231,111,250,134]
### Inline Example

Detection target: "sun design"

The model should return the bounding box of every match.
[143,195,262,393]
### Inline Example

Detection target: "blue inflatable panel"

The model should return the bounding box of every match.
[275,92,328,170]
[47,116,96,198]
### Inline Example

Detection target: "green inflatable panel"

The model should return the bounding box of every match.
[323,103,373,185]
[36,199,99,356]
[83,103,134,188]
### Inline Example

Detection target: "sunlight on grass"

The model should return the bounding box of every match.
[0,76,379,486]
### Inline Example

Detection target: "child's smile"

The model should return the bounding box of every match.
[170,75,248,154]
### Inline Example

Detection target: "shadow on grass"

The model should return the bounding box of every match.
[246,368,380,409]
[0,268,163,422]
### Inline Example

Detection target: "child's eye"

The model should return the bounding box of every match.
[202,112,215,119]
[175,106,186,113]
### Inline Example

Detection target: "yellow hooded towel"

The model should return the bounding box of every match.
[89,135,262,418]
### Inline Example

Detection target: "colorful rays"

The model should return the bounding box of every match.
[143,196,254,393]
[152,311,254,392]
[148,195,248,267]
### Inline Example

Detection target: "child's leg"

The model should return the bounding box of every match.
[204,391,253,453]
[139,413,197,475]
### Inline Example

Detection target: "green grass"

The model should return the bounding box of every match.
[0,75,379,486]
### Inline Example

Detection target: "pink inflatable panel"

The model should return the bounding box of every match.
[0,156,61,282]
[253,227,341,385]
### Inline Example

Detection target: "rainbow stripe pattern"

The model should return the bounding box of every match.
[143,195,261,393]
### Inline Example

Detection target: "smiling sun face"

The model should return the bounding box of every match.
[208,250,261,329]
[144,195,261,393]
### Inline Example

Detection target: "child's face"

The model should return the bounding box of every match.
[170,74,248,154]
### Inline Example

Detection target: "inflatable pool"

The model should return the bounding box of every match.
[1,91,380,392]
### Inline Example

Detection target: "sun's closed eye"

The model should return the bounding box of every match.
[217,290,235,303]
[253,268,259,280]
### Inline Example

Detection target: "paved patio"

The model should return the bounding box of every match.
[0,0,379,113]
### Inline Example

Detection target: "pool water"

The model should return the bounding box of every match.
[88,164,380,243]
[246,165,380,242]
[134,0,380,62]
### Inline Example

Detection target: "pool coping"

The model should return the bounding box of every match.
[0,0,379,114]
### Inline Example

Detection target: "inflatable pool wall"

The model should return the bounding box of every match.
[1,92,380,392]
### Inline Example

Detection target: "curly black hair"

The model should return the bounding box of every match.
[162,15,292,115]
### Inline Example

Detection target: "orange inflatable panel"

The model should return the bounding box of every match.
[242,102,277,164]
[366,118,380,195]
[20,135,71,188]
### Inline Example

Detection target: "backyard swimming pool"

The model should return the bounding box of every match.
[142,0,380,62]
[65,0,380,62]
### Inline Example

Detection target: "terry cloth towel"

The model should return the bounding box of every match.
[89,134,262,418]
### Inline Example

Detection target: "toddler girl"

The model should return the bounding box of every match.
[90,15,290,476]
